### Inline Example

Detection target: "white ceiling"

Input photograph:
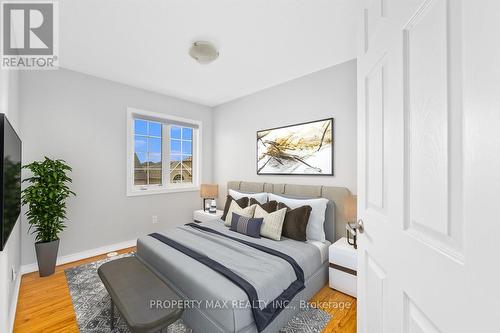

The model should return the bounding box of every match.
[60,0,361,106]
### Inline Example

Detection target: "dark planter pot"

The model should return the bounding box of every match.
[35,239,60,277]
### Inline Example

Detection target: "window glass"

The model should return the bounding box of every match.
[134,169,147,185]
[134,152,147,168]
[149,122,161,137]
[182,140,192,155]
[169,125,194,184]
[148,169,162,185]
[134,119,147,135]
[171,126,181,139]
[170,139,181,154]
[134,119,162,186]
[148,137,161,153]
[148,153,162,169]
[182,127,193,140]
[134,136,147,152]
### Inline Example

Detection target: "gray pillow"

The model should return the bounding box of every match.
[230,213,263,238]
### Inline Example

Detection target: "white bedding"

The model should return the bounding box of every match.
[268,193,329,242]
[307,239,331,263]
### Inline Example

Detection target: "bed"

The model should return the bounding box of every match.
[136,181,351,333]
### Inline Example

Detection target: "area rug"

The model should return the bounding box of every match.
[65,253,331,333]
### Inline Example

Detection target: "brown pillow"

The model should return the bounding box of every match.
[278,202,312,242]
[249,198,278,213]
[222,195,249,220]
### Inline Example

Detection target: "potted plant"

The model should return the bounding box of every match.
[21,157,75,277]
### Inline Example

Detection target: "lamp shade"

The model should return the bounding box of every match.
[344,195,357,221]
[200,184,218,198]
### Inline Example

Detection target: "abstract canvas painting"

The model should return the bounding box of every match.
[257,118,333,175]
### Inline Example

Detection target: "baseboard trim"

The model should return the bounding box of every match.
[20,238,137,275]
[8,272,22,333]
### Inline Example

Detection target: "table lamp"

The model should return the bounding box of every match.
[200,184,218,213]
[344,195,358,248]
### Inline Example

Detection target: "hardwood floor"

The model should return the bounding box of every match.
[310,286,357,333]
[13,247,135,333]
[13,248,356,333]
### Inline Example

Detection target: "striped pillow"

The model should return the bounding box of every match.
[254,205,287,240]
[224,201,257,226]
[230,213,263,238]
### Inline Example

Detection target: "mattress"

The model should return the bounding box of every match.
[307,240,331,263]
[136,220,328,332]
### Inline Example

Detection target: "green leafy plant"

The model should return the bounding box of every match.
[21,157,75,243]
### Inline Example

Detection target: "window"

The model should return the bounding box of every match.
[127,108,201,196]
[134,119,162,186]
[169,126,193,184]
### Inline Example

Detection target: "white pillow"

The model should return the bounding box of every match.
[228,189,268,204]
[254,205,287,241]
[224,201,257,226]
[268,193,329,242]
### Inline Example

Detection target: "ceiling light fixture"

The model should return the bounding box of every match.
[189,41,219,64]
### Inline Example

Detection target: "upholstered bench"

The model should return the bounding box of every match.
[98,256,184,333]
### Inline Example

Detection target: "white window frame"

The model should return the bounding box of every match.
[126,107,202,196]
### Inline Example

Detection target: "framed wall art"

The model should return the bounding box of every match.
[256,118,333,175]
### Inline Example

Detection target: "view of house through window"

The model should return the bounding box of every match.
[170,126,193,184]
[134,119,162,186]
[133,117,195,189]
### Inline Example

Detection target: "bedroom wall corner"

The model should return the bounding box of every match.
[212,59,357,202]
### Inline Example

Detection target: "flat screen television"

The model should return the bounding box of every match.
[0,114,21,251]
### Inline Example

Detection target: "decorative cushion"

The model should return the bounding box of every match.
[224,201,257,226]
[230,213,263,238]
[268,193,329,242]
[249,198,278,213]
[253,205,287,241]
[278,203,312,242]
[228,189,268,204]
[221,195,249,220]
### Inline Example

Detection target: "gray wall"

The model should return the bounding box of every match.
[19,69,213,266]
[0,69,21,333]
[213,60,357,200]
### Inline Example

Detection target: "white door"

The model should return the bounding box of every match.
[357,0,500,332]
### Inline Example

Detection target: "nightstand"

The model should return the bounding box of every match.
[193,209,223,223]
[329,237,357,297]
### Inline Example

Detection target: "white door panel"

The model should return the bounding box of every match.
[357,0,500,332]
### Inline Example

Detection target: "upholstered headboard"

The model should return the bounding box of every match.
[225,181,351,242]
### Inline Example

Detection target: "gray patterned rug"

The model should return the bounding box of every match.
[65,253,331,333]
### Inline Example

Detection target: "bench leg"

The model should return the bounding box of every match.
[110,299,114,330]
